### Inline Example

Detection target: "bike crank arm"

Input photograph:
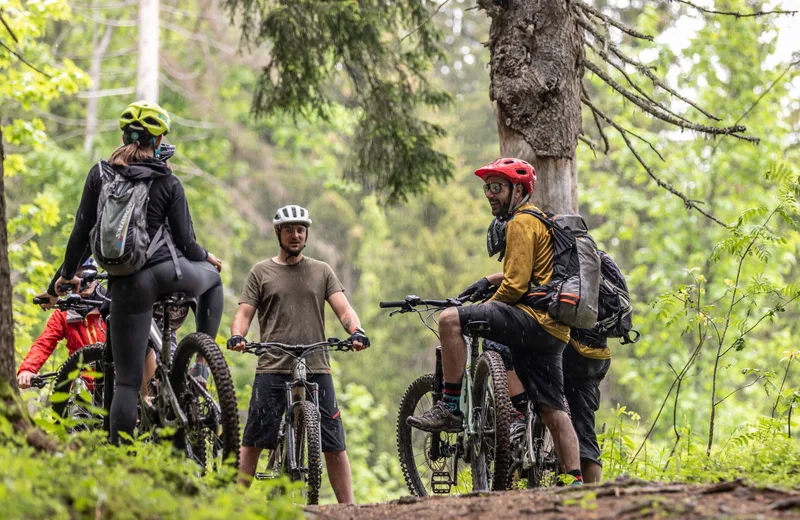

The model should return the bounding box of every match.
[160,377,189,428]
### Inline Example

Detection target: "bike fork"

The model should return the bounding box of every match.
[429,346,444,461]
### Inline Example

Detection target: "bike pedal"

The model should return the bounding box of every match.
[431,471,452,494]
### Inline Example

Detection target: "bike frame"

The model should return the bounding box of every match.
[280,356,322,480]
[429,328,491,490]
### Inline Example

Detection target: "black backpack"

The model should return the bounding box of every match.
[576,250,639,345]
[519,210,601,329]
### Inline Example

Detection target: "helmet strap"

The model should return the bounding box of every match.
[503,185,530,219]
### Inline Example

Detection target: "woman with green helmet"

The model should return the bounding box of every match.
[54,101,224,444]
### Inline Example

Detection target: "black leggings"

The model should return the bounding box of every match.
[108,257,223,444]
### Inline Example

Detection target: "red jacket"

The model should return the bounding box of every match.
[17,310,106,374]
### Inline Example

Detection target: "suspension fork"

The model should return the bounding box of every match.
[429,346,444,461]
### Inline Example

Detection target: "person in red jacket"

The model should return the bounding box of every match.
[17,260,106,389]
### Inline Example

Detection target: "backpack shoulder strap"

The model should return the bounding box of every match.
[145,225,184,281]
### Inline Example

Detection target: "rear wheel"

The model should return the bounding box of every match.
[397,374,468,496]
[471,351,513,492]
[171,332,240,475]
[51,343,106,432]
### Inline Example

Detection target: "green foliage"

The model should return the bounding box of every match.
[0,408,300,519]
[601,407,800,488]
[224,0,453,202]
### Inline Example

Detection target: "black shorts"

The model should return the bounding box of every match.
[563,344,610,466]
[242,373,346,453]
[457,302,567,412]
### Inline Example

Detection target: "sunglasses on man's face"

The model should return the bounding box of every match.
[482,182,511,195]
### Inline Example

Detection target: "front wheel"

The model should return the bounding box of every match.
[471,350,513,492]
[286,400,323,505]
[171,332,240,476]
[51,343,106,432]
[397,374,468,496]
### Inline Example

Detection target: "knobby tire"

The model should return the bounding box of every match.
[171,332,240,475]
[51,343,106,430]
[292,400,323,505]
[471,350,513,492]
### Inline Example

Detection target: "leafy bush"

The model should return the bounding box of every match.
[0,408,301,520]
[601,405,800,488]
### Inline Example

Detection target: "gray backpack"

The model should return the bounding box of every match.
[89,160,181,278]
[519,210,601,329]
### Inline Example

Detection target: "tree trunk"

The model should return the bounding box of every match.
[482,0,584,214]
[136,0,160,102]
[0,127,16,390]
[84,24,115,154]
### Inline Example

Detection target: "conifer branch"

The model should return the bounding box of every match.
[575,0,654,41]
[578,16,722,121]
[671,0,798,18]
[582,96,727,227]
[578,134,599,158]
[400,0,450,42]
[584,39,694,125]
[585,60,758,143]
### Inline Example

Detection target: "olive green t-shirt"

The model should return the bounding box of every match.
[239,257,344,374]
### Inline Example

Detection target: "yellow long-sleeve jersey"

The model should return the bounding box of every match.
[488,203,571,344]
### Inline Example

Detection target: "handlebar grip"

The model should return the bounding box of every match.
[379,301,407,308]
[33,296,50,305]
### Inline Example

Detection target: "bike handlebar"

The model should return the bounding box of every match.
[32,294,105,311]
[379,295,468,311]
[242,338,354,355]
[29,372,57,389]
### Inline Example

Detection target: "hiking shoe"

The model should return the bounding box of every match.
[406,401,464,433]
[510,414,527,445]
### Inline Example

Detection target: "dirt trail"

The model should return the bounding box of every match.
[307,479,800,519]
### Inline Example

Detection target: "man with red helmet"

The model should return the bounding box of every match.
[407,158,584,485]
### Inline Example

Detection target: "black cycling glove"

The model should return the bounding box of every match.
[348,327,370,349]
[227,335,246,349]
[459,277,491,302]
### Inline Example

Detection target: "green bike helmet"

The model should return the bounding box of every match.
[119,101,171,137]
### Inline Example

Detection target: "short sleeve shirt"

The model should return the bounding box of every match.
[239,257,344,373]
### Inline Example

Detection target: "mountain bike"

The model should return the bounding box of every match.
[382,294,513,496]
[244,338,354,505]
[31,291,107,430]
[35,289,241,474]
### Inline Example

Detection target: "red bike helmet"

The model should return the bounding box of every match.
[475,158,536,194]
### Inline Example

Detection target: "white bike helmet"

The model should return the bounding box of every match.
[273,205,312,227]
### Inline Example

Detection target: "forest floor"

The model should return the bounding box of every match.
[307,478,800,519]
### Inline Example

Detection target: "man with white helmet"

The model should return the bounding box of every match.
[228,204,369,503]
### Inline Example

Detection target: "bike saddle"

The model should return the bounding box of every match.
[155,292,196,310]
[463,321,491,335]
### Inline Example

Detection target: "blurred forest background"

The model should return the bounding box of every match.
[4,0,800,506]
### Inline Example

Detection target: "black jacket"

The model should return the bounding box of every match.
[60,157,207,280]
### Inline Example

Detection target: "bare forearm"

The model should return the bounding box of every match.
[339,309,361,335]
[486,272,503,285]
[231,311,252,337]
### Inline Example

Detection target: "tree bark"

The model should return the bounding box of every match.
[0,127,16,391]
[136,0,160,102]
[482,0,584,214]
[84,24,115,154]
